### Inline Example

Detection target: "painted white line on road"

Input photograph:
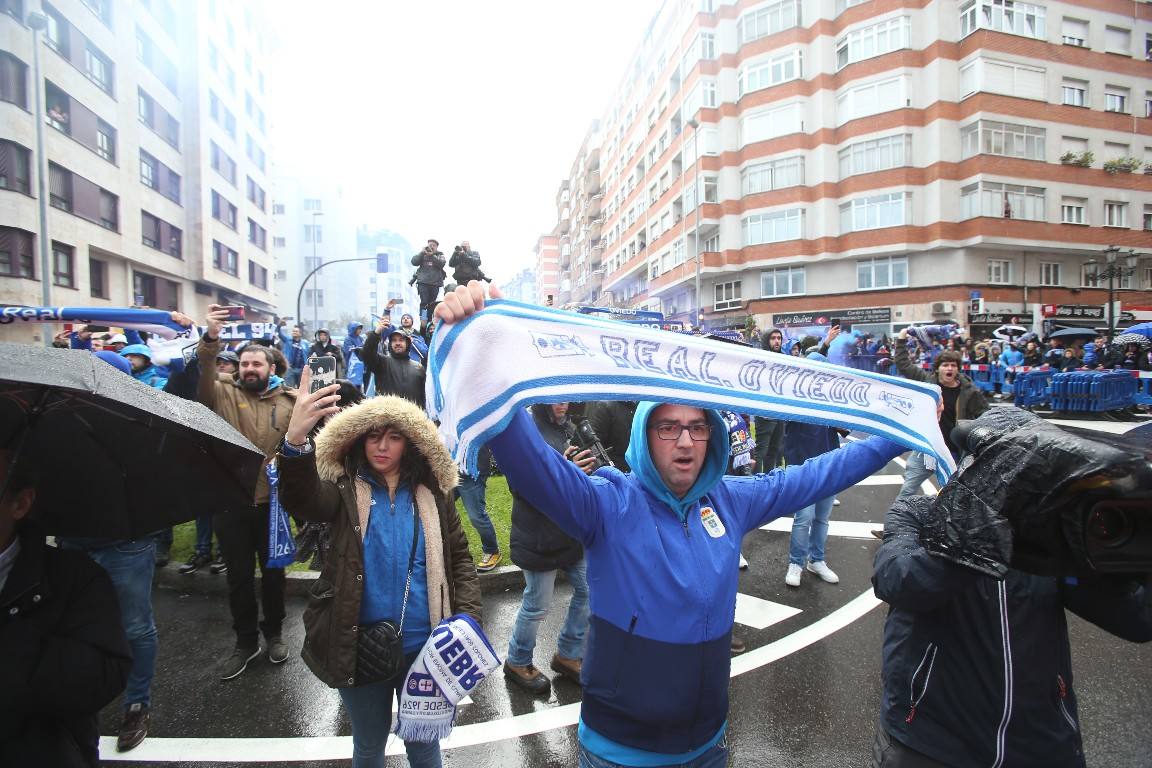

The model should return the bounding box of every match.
[735,592,802,630]
[855,475,905,485]
[759,518,885,540]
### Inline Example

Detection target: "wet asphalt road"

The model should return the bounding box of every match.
[98,454,1152,767]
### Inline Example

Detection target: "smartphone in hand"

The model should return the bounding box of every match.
[308,355,337,394]
[220,305,246,322]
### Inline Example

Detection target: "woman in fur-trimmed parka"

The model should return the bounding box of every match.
[277,379,481,768]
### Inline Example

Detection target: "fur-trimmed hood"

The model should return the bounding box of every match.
[314,396,458,494]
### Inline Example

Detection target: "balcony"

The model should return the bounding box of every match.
[587,193,603,218]
[588,217,603,238]
[559,212,571,234]
[583,168,601,196]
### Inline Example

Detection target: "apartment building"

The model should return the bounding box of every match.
[547,0,1152,336]
[0,0,275,343]
[534,233,559,304]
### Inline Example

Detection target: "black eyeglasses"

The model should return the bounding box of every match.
[652,422,712,441]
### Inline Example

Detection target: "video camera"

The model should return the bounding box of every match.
[567,418,614,470]
[943,410,1151,577]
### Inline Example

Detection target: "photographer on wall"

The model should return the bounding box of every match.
[409,239,446,323]
[449,241,490,286]
[871,408,1152,768]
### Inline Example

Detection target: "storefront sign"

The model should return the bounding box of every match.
[773,307,891,327]
[1042,304,1105,319]
[970,313,1026,325]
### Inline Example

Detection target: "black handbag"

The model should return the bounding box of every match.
[355,505,420,686]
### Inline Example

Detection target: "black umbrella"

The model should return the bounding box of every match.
[0,343,264,538]
[1048,327,1098,341]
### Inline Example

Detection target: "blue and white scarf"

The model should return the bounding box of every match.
[427,299,956,484]
[393,614,499,743]
[266,460,296,569]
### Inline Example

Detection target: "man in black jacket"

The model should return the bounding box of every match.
[504,403,599,695]
[0,449,132,768]
[308,329,344,378]
[410,239,446,322]
[872,494,1152,768]
[449,241,490,285]
[362,322,426,408]
[585,400,637,471]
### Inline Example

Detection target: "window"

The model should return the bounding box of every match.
[137,88,179,148]
[0,52,27,109]
[1103,201,1127,227]
[209,91,236,137]
[1061,18,1088,47]
[960,59,1045,100]
[95,120,115,162]
[1105,25,1131,55]
[741,103,802,144]
[139,151,157,189]
[704,233,720,252]
[212,240,238,275]
[272,203,285,215]
[0,141,32,194]
[304,288,324,307]
[89,258,107,298]
[0,227,36,278]
[840,192,908,232]
[247,218,266,250]
[714,280,743,310]
[1083,262,1133,289]
[839,134,911,178]
[837,76,905,124]
[273,236,286,248]
[1039,262,1062,286]
[304,224,322,243]
[1061,197,1087,224]
[987,258,1013,284]
[960,120,1045,160]
[303,198,322,211]
[742,156,804,194]
[211,190,237,229]
[960,182,1045,221]
[857,255,908,290]
[1145,204,1152,231]
[760,267,805,297]
[44,5,68,56]
[48,162,71,211]
[836,16,910,70]
[52,242,74,288]
[738,0,800,44]
[737,50,802,96]
[210,142,236,184]
[248,260,268,289]
[1104,86,1129,113]
[247,177,266,211]
[98,189,117,230]
[246,135,265,172]
[141,211,161,248]
[1061,78,1087,106]
[84,44,113,94]
[960,0,1046,40]
[742,209,803,245]
[133,271,179,310]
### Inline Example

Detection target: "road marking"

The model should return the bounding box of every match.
[760,518,885,539]
[735,592,802,630]
[855,474,904,485]
[100,589,882,762]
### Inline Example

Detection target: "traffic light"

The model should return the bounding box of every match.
[969,298,985,315]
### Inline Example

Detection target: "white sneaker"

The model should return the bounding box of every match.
[833,498,841,507]
[739,554,749,570]
[785,563,803,587]
[806,560,839,584]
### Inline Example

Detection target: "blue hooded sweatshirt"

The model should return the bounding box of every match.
[342,321,365,366]
[120,344,168,389]
[490,401,903,765]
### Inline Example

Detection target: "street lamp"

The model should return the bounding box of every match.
[309,211,323,333]
[27,11,52,346]
[687,118,701,330]
[1085,245,1140,344]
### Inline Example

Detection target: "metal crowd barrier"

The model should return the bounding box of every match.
[1048,371,1138,413]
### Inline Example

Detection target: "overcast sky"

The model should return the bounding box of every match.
[268,1,662,277]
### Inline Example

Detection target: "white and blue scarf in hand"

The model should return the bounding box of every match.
[426,299,956,483]
[392,614,500,743]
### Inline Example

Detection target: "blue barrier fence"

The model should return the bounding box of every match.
[1013,369,1056,409]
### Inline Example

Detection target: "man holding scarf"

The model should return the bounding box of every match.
[435,283,910,768]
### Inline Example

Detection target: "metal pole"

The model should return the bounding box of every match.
[310,211,322,334]
[295,257,375,332]
[693,127,701,331]
[28,13,52,346]
[1107,267,1115,346]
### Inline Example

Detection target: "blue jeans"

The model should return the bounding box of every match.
[338,652,441,768]
[789,496,835,566]
[507,560,590,666]
[896,451,934,503]
[456,473,498,555]
[61,538,158,709]
[577,735,728,768]
[194,514,214,557]
[153,527,172,554]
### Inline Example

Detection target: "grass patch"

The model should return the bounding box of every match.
[167,475,515,571]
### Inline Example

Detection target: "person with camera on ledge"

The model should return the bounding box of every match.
[276,368,481,768]
[410,239,446,323]
[449,241,490,286]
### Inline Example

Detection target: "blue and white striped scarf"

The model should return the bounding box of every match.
[427,300,955,483]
